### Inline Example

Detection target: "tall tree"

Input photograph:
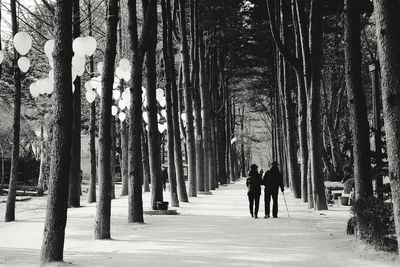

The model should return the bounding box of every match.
[162,0,179,207]
[121,119,129,196]
[118,0,129,198]
[127,0,156,221]
[343,0,373,200]
[191,0,205,193]
[308,0,327,209]
[69,0,82,208]
[179,0,197,197]
[266,0,302,198]
[4,0,22,222]
[142,128,151,192]
[87,0,97,204]
[95,0,119,239]
[146,0,163,210]
[199,31,211,193]
[40,0,73,262]
[169,0,189,202]
[374,0,400,254]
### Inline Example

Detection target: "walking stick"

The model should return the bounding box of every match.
[282,191,290,219]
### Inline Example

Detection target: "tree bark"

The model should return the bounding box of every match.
[95,0,119,239]
[307,155,313,208]
[4,0,22,222]
[199,32,211,192]
[37,132,47,196]
[88,98,97,203]
[40,0,73,262]
[370,62,383,200]
[344,0,373,200]
[170,28,189,202]
[69,0,82,208]
[127,0,156,222]
[120,120,129,196]
[146,0,163,210]
[111,117,116,199]
[308,0,327,210]
[373,0,400,253]
[162,0,179,207]
[190,0,204,193]
[179,0,197,196]
[291,0,308,202]
[142,127,150,192]
[87,0,97,204]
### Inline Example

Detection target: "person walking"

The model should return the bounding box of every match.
[246,164,262,219]
[263,162,284,218]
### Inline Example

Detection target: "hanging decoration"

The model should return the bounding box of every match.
[44,39,54,61]
[86,90,96,103]
[158,123,167,133]
[30,35,98,98]
[118,112,126,122]
[13,32,32,55]
[112,105,118,116]
[17,57,30,72]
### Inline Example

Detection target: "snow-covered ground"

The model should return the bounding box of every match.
[0,179,398,267]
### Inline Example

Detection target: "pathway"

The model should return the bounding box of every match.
[0,179,398,266]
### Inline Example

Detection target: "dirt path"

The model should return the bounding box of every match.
[0,179,398,266]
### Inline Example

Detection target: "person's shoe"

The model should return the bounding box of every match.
[273,216,277,218]
[254,215,258,219]
[264,215,270,219]
[250,213,254,218]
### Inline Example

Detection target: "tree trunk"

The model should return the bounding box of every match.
[162,0,179,207]
[111,117,116,199]
[344,0,373,200]
[142,128,150,192]
[373,0,400,254]
[88,98,97,203]
[179,0,197,197]
[199,32,211,192]
[307,155,313,208]
[297,71,308,202]
[146,0,163,210]
[308,0,327,210]
[120,120,129,196]
[4,0,22,222]
[40,0,73,262]
[69,0,82,208]
[282,60,301,198]
[87,0,97,204]
[94,0,118,239]
[370,62,383,200]
[170,34,189,202]
[240,107,246,178]
[190,0,204,193]
[37,135,47,196]
[127,0,156,222]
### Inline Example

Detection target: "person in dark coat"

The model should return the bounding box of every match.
[263,162,284,218]
[246,164,262,218]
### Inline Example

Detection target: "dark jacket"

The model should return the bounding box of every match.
[262,166,284,192]
[246,169,262,196]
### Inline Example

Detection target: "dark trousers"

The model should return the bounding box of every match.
[265,189,278,217]
[248,194,260,216]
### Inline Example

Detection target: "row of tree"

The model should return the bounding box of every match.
[0,0,251,264]
[258,0,400,255]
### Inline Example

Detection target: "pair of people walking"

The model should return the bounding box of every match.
[246,162,284,219]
